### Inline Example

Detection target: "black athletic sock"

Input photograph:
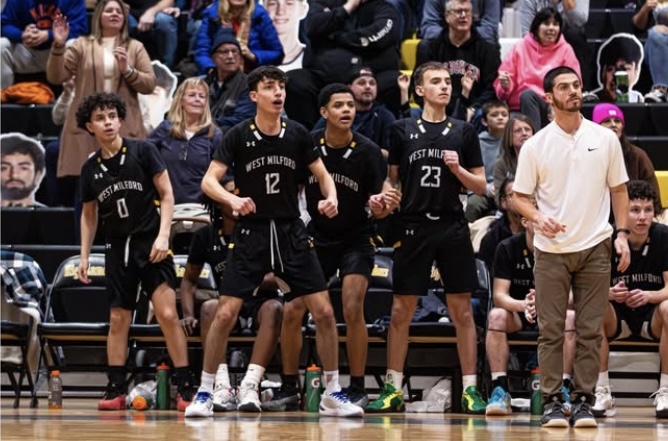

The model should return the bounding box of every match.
[492,375,509,392]
[350,376,365,390]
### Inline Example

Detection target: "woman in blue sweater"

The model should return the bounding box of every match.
[149,77,223,204]
[194,0,283,74]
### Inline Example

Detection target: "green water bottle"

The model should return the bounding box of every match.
[530,367,543,415]
[156,363,170,410]
[305,365,322,412]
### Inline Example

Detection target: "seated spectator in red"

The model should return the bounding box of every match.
[194,0,283,75]
[494,7,580,130]
[284,0,402,129]
[592,103,659,196]
[149,77,222,204]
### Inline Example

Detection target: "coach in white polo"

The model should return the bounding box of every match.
[513,66,631,428]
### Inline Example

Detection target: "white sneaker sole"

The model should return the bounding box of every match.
[485,406,511,416]
[319,405,364,418]
[184,406,214,418]
[573,417,598,428]
[238,401,262,412]
[213,402,237,412]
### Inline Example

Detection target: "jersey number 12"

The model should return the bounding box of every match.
[265,173,280,194]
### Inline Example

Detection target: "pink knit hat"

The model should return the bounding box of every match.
[592,103,625,126]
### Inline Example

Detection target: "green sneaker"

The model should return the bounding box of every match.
[366,382,405,413]
[462,385,487,414]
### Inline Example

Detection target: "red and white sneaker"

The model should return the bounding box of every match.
[98,384,127,411]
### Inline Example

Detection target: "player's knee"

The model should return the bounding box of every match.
[390,302,413,326]
[657,300,668,320]
[487,307,508,331]
[155,305,179,325]
[109,309,131,331]
[200,300,218,325]
[214,307,239,331]
[448,302,473,326]
[259,301,284,329]
[309,300,335,325]
[343,300,364,324]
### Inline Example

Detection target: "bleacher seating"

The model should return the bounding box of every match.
[586,9,636,39]
[0,104,59,138]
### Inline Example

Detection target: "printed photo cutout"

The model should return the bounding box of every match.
[592,33,645,103]
[261,0,309,71]
[139,60,178,132]
[1,133,46,207]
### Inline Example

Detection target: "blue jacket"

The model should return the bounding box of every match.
[194,1,284,74]
[148,121,223,204]
[1,0,88,50]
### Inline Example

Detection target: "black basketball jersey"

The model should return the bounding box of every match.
[80,139,165,239]
[611,223,668,292]
[187,224,228,282]
[305,130,385,237]
[213,119,320,220]
[493,232,535,301]
[388,117,483,217]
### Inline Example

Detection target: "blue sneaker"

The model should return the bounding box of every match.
[485,386,512,416]
[561,385,572,416]
[185,390,214,418]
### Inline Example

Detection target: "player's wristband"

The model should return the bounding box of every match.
[615,228,631,235]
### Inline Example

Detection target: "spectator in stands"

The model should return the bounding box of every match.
[124,0,179,68]
[588,34,645,104]
[285,0,402,129]
[485,218,576,416]
[593,180,668,419]
[519,0,591,90]
[203,31,255,131]
[494,7,581,130]
[632,0,668,102]
[194,0,283,75]
[0,0,88,89]
[466,99,508,223]
[139,60,178,133]
[492,114,534,195]
[367,61,487,414]
[0,133,46,207]
[478,176,524,273]
[149,77,222,204]
[265,84,398,412]
[416,0,501,124]
[420,0,500,44]
[513,66,630,428]
[46,1,155,186]
[592,103,660,195]
[261,0,309,71]
[180,187,283,412]
[76,92,193,411]
[313,67,396,157]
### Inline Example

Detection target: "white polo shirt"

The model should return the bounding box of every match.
[514,117,628,253]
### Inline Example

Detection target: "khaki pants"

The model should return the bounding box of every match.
[534,239,611,404]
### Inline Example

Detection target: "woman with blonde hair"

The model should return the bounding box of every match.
[194,0,283,74]
[47,0,155,182]
[149,77,223,204]
[493,114,535,196]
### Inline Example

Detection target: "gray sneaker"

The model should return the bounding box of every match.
[541,398,569,428]
[570,398,598,428]
[344,385,369,409]
[261,385,301,411]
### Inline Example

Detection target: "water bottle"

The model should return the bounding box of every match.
[156,363,170,410]
[305,365,322,412]
[530,367,543,415]
[48,370,63,410]
[129,381,156,411]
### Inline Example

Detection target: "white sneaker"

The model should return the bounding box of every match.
[212,385,237,412]
[651,386,668,418]
[644,87,667,103]
[319,390,364,418]
[237,382,262,412]
[185,390,214,418]
[592,385,616,417]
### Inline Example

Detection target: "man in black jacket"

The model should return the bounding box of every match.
[285,0,402,128]
[416,0,499,124]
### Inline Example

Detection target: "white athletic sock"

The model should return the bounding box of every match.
[463,375,477,389]
[324,370,341,394]
[491,372,507,381]
[386,369,403,390]
[562,373,572,381]
[241,363,265,387]
[199,371,216,394]
[660,373,668,389]
[215,364,231,388]
[597,371,610,388]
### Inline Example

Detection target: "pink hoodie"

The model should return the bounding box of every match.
[494,33,582,110]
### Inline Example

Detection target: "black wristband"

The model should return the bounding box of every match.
[615,228,631,235]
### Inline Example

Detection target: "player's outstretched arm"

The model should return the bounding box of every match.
[309,158,338,218]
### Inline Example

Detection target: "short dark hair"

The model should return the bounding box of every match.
[413,61,448,86]
[317,83,353,109]
[497,174,515,207]
[543,66,580,93]
[247,66,287,92]
[481,99,509,119]
[0,134,45,173]
[627,179,660,213]
[598,35,643,67]
[530,7,563,42]
[75,92,127,131]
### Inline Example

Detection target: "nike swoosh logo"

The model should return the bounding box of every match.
[587,147,598,151]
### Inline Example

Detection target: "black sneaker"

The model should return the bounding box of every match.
[344,385,369,409]
[541,398,569,428]
[261,384,301,411]
[570,398,598,428]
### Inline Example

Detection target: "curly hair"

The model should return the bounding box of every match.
[75,92,127,132]
[627,179,660,213]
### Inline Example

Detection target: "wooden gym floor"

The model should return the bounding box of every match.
[1,399,665,441]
